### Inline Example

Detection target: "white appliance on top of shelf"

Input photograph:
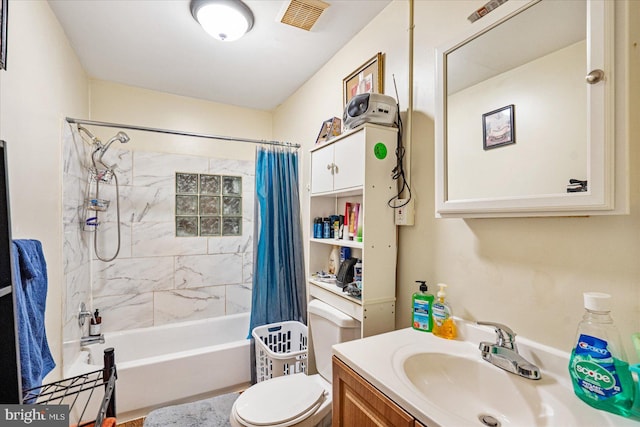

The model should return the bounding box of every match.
[343,93,398,130]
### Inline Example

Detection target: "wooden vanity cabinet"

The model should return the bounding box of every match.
[332,356,417,427]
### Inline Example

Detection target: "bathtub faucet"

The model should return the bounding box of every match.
[81,334,105,346]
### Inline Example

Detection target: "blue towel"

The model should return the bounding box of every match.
[12,239,55,397]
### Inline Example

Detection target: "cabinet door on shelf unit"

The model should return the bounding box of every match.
[333,131,364,192]
[311,144,335,194]
[311,144,334,194]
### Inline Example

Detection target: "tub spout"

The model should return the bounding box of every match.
[81,334,105,346]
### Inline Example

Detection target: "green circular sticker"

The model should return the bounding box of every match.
[374,142,387,160]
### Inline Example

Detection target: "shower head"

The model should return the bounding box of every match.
[100,131,130,157]
[94,131,130,169]
[106,131,130,146]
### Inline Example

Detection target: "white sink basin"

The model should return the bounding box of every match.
[397,350,610,426]
[332,320,637,427]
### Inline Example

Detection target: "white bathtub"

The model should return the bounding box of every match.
[70,313,251,420]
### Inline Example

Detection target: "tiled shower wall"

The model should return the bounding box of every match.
[62,125,254,360]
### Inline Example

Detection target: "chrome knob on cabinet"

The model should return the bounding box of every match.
[326,163,337,174]
[585,69,605,84]
[326,163,333,170]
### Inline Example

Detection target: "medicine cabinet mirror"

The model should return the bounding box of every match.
[435,0,629,217]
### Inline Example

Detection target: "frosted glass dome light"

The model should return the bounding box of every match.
[191,0,254,42]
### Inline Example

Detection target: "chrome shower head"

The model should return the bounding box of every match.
[105,131,130,147]
[95,131,130,169]
[100,131,130,157]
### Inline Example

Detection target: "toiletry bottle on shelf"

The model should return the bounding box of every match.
[432,283,457,339]
[568,292,635,418]
[412,281,434,332]
[353,259,363,283]
[90,309,102,336]
[328,246,339,275]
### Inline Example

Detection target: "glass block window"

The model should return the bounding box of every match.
[175,173,242,237]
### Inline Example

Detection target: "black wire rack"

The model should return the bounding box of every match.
[23,348,117,427]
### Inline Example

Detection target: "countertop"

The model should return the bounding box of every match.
[332,321,638,427]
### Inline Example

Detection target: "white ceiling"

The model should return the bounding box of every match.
[48,0,392,111]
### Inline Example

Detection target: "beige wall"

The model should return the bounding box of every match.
[0,0,89,380]
[89,80,272,160]
[274,0,640,360]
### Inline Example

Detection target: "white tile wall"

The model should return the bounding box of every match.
[63,127,255,340]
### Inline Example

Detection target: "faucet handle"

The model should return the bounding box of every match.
[477,321,517,349]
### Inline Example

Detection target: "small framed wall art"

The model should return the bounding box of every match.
[482,104,515,150]
[343,52,384,107]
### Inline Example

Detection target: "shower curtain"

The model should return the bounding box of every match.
[248,145,306,335]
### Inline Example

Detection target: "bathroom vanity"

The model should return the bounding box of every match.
[332,321,637,427]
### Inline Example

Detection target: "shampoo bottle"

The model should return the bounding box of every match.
[432,283,457,339]
[568,292,635,418]
[412,281,434,332]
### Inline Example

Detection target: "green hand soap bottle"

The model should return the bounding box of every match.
[412,281,434,332]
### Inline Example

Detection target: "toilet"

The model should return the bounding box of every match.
[230,299,360,427]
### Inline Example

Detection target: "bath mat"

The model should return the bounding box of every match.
[143,392,239,427]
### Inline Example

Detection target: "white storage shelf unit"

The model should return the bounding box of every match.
[308,124,398,338]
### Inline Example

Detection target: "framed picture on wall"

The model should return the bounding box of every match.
[342,52,384,108]
[482,104,515,150]
[0,0,7,70]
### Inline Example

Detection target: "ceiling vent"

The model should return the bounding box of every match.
[279,0,330,31]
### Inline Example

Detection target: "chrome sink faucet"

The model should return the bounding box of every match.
[477,321,541,380]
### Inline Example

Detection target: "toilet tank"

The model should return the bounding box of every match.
[308,299,360,381]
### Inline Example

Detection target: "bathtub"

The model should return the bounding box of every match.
[69,313,251,420]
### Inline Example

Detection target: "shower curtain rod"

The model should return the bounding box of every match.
[65,117,300,149]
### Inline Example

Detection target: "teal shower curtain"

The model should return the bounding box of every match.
[248,145,306,335]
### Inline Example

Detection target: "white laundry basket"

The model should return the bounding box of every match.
[252,321,308,382]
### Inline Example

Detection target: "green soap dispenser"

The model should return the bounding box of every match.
[412,281,434,332]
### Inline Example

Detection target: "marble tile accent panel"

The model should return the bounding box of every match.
[91,221,133,260]
[131,222,207,256]
[129,186,174,223]
[63,263,91,341]
[93,184,135,224]
[175,253,243,288]
[63,227,91,274]
[92,293,154,333]
[209,159,254,177]
[133,152,208,187]
[63,177,85,226]
[153,286,226,325]
[92,257,175,297]
[207,233,252,255]
[226,283,252,315]
[100,148,134,186]
[242,192,254,220]
[243,252,253,284]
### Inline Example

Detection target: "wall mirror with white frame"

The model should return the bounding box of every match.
[435,0,629,218]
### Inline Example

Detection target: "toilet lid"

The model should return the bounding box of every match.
[235,374,326,426]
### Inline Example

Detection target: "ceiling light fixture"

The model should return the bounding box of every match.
[190,0,255,42]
